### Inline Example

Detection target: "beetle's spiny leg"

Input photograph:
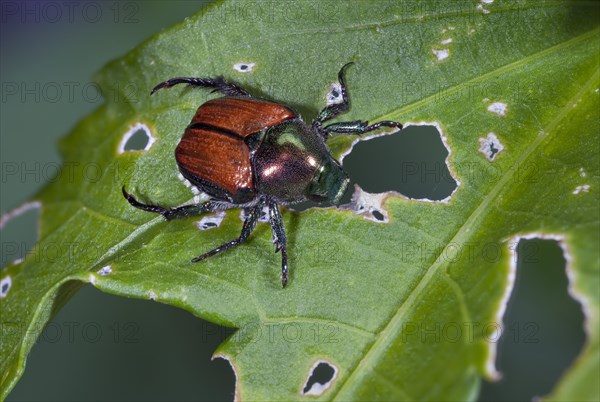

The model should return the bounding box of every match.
[122,186,214,220]
[150,76,251,97]
[267,198,288,288]
[312,62,354,134]
[323,120,403,136]
[191,198,265,263]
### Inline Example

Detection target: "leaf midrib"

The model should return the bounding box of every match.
[331,31,600,400]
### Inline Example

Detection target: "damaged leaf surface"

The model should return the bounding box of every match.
[1,1,599,400]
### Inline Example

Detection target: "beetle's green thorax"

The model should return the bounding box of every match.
[253,119,349,204]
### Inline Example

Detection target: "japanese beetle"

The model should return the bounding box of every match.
[123,63,402,287]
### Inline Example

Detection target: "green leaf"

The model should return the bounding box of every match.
[1,1,599,400]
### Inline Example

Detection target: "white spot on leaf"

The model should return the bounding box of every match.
[233,62,255,73]
[479,133,504,161]
[573,185,590,195]
[432,49,450,61]
[487,102,507,116]
[1,276,12,298]
[197,212,226,230]
[342,185,390,223]
[97,266,112,276]
[118,122,155,153]
[579,168,586,177]
[326,83,343,105]
[441,38,453,45]
[476,4,491,13]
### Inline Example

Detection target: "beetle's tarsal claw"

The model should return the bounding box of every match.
[191,255,205,263]
[150,83,167,95]
[122,186,137,205]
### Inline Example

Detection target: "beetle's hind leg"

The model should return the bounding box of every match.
[150,76,251,97]
[122,186,216,220]
[191,198,264,263]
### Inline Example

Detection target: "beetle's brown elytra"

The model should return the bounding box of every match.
[191,97,296,137]
[123,63,403,287]
[175,97,297,204]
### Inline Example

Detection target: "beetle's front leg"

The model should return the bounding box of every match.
[312,63,354,139]
[267,198,288,288]
[122,186,215,220]
[323,120,402,138]
[150,76,251,97]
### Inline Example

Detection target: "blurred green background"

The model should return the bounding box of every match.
[1,1,585,400]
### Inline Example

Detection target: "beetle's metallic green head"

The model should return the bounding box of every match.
[307,158,349,205]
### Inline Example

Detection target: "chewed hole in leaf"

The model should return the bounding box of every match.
[233,62,255,72]
[0,275,12,298]
[371,209,385,221]
[301,361,338,396]
[0,202,41,267]
[480,238,585,401]
[119,122,155,153]
[479,132,504,161]
[341,124,458,201]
